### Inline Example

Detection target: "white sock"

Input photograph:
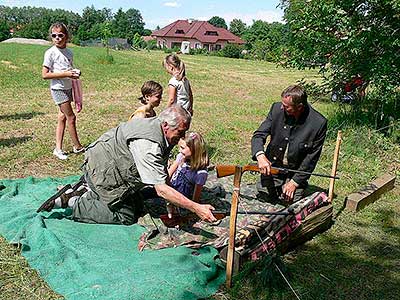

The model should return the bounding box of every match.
[68,196,79,208]
[54,197,62,208]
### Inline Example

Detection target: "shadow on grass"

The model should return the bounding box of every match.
[227,206,400,300]
[0,136,32,147]
[0,111,44,121]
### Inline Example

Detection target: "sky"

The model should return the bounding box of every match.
[0,0,284,30]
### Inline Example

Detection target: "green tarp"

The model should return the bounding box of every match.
[0,176,225,300]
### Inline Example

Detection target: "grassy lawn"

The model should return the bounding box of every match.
[0,43,399,300]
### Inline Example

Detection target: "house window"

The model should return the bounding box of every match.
[205,31,218,36]
[175,29,184,34]
[215,44,222,51]
[195,43,201,49]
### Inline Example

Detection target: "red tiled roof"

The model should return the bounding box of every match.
[152,20,244,44]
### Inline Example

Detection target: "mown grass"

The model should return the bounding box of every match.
[0,43,399,300]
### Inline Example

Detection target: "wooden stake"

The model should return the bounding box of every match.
[226,165,242,288]
[328,131,342,202]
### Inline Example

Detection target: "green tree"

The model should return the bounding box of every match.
[208,16,227,29]
[279,0,400,129]
[241,20,288,62]
[143,29,152,36]
[112,8,144,44]
[81,6,111,31]
[101,22,112,54]
[229,18,246,36]
[0,6,81,39]
[0,20,10,41]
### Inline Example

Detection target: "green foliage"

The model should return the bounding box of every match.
[132,32,145,49]
[188,47,209,55]
[100,21,113,57]
[208,16,228,29]
[279,0,400,131]
[0,5,144,46]
[163,46,180,54]
[142,29,152,36]
[111,8,144,44]
[229,18,247,37]
[221,43,244,58]
[145,39,158,50]
[241,20,289,62]
[0,19,10,41]
[0,6,81,40]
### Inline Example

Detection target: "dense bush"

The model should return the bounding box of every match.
[163,46,180,54]
[145,39,158,50]
[221,43,244,58]
[188,48,208,55]
[0,20,10,42]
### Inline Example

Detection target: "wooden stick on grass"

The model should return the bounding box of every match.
[328,131,342,202]
[225,165,242,288]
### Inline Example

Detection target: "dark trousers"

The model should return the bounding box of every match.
[257,174,305,204]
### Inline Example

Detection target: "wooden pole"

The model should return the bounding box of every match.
[226,165,242,288]
[328,131,342,202]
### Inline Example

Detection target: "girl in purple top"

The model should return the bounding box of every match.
[168,132,209,203]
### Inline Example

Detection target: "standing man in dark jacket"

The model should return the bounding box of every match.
[251,85,327,203]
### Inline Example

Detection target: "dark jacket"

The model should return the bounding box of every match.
[251,102,327,187]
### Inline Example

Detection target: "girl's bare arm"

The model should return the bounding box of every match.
[42,66,78,79]
[168,158,181,178]
[167,85,177,107]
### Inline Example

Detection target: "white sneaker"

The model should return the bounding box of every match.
[53,148,68,160]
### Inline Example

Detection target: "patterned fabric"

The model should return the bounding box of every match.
[50,88,72,105]
[137,171,329,257]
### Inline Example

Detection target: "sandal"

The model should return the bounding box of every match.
[37,184,72,213]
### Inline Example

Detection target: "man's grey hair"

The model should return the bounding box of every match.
[159,105,191,129]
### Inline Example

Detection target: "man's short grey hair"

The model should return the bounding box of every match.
[159,105,191,129]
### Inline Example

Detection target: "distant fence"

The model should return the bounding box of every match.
[80,38,130,49]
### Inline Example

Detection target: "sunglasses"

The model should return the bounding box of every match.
[51,33,65,39]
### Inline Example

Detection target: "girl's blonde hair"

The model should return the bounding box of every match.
[138,80,163,104]
[163,54,186,81]
[183,132,209,170]
[49,22,69,41]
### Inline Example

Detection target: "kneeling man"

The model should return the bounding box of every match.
[251,85,327,203]
[38,105,216,224]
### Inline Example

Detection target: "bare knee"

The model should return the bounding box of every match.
[58,111,66,123]
[66,113,76,124]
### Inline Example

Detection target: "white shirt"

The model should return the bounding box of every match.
[168,76,191,111]
[43,45,73,90]
[128,139,168,185]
